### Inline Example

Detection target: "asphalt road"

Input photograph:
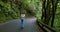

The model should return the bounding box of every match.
[0,18,43,32]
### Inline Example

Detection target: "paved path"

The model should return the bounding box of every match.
[0,18,43,32]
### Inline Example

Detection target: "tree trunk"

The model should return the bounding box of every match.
[51,0,58,27]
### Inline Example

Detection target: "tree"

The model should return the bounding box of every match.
[51,0,58,27]
[41,0,58,27]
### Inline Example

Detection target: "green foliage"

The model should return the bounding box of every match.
[0,0,60,31]
[37,0,60,31]
[0,0,20,22]
[54,3,60,31]
[20,0,41,17]
[0,0,42,22]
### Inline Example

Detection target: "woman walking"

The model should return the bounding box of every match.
[21,14,25,29]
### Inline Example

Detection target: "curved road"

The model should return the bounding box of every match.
[0,18,43,32]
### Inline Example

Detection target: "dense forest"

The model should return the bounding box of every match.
[0,0,41,22]
[0,0,60,31]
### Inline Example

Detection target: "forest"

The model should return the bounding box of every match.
[0,0,60,31]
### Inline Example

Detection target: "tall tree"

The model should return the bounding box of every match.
[51,0,58,27]
[41,0,58,26]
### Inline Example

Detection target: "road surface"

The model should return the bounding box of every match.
[0,18,43,32]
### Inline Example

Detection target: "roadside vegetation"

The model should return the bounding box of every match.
[0,0,60,31]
